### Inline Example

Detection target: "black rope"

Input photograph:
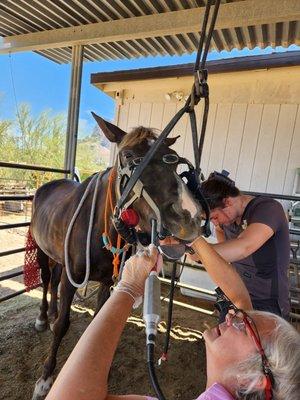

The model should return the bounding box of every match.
[189,110,200,173]
[163,262,177,357]
[194,0,212,72]
[142,1,221,397]
[190,0,221,170]
[117,1,221,212]
[162,257,186,358]
[200,0,221,69]
[198,96,210,162]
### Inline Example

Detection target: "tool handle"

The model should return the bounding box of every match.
[143,272,161,345]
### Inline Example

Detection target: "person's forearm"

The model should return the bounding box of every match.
[212,238,250,263]
[191,237,252,310]
[46,291,134,400]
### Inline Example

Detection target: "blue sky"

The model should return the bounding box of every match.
[0,44,299,138]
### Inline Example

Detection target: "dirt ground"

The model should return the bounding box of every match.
[0,279,216,400]
[1,215,299,400]
[0,215,215,400]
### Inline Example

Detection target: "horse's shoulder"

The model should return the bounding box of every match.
[34,179,79,203]
[37,178,77,191]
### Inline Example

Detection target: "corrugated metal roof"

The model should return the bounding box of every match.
[0,0,299,64]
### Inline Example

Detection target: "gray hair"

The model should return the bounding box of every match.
[227,311,300,400]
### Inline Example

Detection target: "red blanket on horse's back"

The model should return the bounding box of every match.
[24,229,40,291]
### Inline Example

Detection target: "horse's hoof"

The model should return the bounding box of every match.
[49,322,55,333]
[34,318,48,332]
[32,376,54,399]
[48,314,57,333]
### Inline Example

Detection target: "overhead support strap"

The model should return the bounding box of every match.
[64,45,84,179]
[0,0,299,54]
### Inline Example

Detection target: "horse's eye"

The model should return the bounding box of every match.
[133,157,143,166]
[123,152,133,159]
[163,154,179,164]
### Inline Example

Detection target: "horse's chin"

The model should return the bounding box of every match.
[171,228,202,242]
[136,216,203,243]
[163,220,203,243]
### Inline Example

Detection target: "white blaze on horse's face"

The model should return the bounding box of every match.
[167,173,203,241]
[176,174,200,218]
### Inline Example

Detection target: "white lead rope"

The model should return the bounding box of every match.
[64,172,102,288]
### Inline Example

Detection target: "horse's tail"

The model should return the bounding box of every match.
[23,228,41,291]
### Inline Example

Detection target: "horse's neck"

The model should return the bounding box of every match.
[72,168,118,226]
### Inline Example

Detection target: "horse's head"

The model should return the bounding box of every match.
[92,112,203,242]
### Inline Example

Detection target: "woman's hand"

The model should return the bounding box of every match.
[115,244,163,302]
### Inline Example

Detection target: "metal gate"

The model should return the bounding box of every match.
[0,161,70,303]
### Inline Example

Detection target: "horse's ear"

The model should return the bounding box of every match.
[91,112,126,143]
[164,135,180,147]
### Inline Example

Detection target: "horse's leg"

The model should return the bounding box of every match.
[48,263,62,331]
[32,269,76,400]
[94,283,111,317]
[34,248,50,332]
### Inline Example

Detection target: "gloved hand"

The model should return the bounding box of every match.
[114,244,163,307]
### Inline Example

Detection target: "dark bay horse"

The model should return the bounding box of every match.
[30,113,203,399]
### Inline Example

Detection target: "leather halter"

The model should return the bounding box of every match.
[114,153,164,236]
[113,150,211,244]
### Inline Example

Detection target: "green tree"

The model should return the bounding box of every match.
[0,118,14,163]
[15,104,65,167]
[0,104,110,188]
[0,104,66,188]
[76,139,108,180]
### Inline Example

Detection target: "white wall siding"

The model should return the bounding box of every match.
[222,103,247,181]
[111,66,300,196]
[267,105,298,194]
[139,102,153,126]
[117,100,300,195]
[249,104,280,192]
[235,104,263,190]
[284,107,300,194]
[207,103,232,176]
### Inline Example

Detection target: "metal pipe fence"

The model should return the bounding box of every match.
[160,276,216,297]
[0,247,25,257]
[0,268,23,282]
[0,195,34,201]
[0,222,30,230]
[0,161,70,174]
[0,182,300,322]
[0,161,69,303]
[242,190,300,202]
[0,267,27,303]
[0,288,28,303]
[161,262,300,322]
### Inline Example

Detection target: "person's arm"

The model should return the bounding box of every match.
[191,236,252,310]
[46,246,162,400]
[215,225,225,243]
[46,292,140,400]
[212,223,274,263]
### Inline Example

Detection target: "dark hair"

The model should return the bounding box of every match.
[201,171,240,209]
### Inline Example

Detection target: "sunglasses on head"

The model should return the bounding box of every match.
[215,288,274,400]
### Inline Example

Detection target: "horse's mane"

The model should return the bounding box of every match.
[119,126,159,149]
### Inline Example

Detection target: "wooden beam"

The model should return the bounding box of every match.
[1,0,300,54]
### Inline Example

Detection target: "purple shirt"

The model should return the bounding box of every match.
[222,196,290,318]
[147,382,234,400]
